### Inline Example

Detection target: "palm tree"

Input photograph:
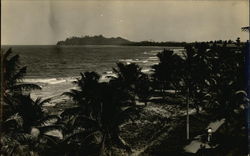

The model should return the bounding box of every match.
[1,95,61,156]
[94,82,140,155]
[111,62,143,90]
[1,48,60,155]
[152,49,184,99]
[2,48,41,94]
[62,71,141,155]
[0,113,36,156]
[2,48,41,120]
[62,71,101,118]
[179,43,212,139]
[205,41,245,119]
[135,73,153,106]
[9,94,58,132]
[111,62,154,106]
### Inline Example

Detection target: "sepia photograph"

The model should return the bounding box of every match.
[1,0,249,155]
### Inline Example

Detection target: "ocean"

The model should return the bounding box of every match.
[2,45,184,106]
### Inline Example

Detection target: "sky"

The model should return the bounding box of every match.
[1,0,249,45]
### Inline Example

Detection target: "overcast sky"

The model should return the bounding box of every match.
[2,0,249,45]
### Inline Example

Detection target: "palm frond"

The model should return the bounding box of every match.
[74,114,99,128]
[40,134,60,146]
[38,115,60,127]
[34,97,52,106]
[112,135,132,153]
[4,113,24,128]
[38,125,65,134]
[10,83,42,91]
[81,130,102,144]
[11,66,27,82]
[60,107,82,117]
[63,128,100,144]
[3,48,12,61]
[62,128,86,142]
[116,106,141,125]
[0,135,30,156]
[13,133,36,143]
[5,54,20,75]
[235,90,247,96]
[62,89,81,97]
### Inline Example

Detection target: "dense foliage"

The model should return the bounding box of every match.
[0,39,248,155]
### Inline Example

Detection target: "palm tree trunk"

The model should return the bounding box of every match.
[100,133,106,156]
[0,51,3,123]
[186,87,190,140]
[116,135,131,153]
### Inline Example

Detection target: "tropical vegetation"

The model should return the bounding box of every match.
[0,38,248,155]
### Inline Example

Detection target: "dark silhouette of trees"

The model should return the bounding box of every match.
[1,38,247,155]
[2,48,41,94]
[152,49,183,99]
[151,39,247,144]
[135,73,153,106]
[111,62,154,106]
[111,62,142,88]
[180,43,212,113]
[204,41,245,119]
[61,70,141,155]
[57,35,131,45]
[1,48,61,155]
[2,48,41,119]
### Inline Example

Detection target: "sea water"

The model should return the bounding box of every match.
[2,45,184,106]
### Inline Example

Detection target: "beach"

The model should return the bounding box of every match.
[2,45,184,110]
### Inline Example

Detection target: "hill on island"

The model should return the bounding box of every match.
[57,35,187,47]
[57,35,132,45]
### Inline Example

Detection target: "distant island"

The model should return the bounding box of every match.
[56,35,187,47]
[57,35,131,45]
